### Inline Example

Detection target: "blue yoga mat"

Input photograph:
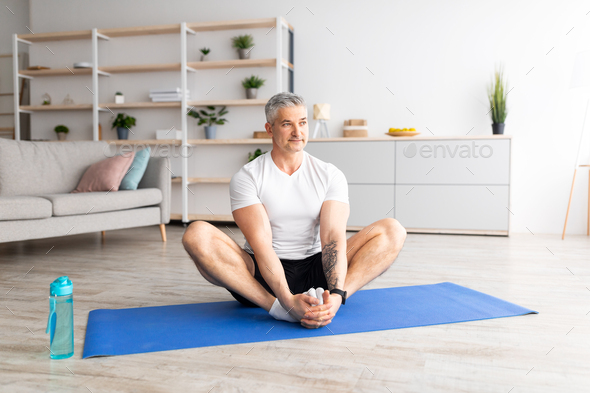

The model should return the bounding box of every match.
[82,282,537,358]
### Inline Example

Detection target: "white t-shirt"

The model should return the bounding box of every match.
[229,150,349,260]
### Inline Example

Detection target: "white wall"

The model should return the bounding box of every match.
[14,0,590,234]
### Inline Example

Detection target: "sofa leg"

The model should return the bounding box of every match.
[159,224,167,242]
[101,231,106,241]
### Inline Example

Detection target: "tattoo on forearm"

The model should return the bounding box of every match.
[322,240,339,290]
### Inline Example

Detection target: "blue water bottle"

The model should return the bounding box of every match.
[46,276,74,359]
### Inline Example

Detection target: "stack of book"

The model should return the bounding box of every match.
[149,88,190,102]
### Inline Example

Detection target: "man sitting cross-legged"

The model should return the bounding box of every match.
[182,92,407,329]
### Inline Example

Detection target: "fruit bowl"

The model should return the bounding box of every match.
[386,128,420,137]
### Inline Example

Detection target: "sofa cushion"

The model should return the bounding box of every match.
[0,196,53,221]
[41,188,162,217]
[120,147,151,190]
[72,152,135,193]
[0,139,111,197]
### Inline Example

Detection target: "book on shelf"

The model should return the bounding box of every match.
[149,88,189,94]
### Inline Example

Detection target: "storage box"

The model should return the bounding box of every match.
[343,119,368,137]
[156,130,183,140]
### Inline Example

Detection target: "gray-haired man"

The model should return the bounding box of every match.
[183,92,407,329]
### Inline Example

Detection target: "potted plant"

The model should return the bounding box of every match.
[200,47,210,61]
[54,125,69,141]
[488,66,508,134]
[248,148,267,162]
[242,75,266,99]
[187,106,229,139]
[111,113,136,140]
[115,91,124,104]
[231,34,254,60]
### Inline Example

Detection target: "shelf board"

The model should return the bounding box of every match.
[188,99,268,107]
[101,63,180,73]
[18,30,92,42]
[170,213,234,222]
[0,93,14,96]
[20,68,92,77]
[172,177,231,184]
[17,17,292,42]
[187,18,275,32]
[104,139,181,145]
[99,102,180,110]
[0,113,14,116]
[18,59,283,77]
[188,138,273,145]
[20,104,93,111]
[187,58,276,70]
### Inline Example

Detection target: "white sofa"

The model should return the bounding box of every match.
[0,139,170,243]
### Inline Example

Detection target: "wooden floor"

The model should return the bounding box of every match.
[1,224,589,392]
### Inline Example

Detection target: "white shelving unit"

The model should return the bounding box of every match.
[12,16,295,225]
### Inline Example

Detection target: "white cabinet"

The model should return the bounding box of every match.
[307,137,511,235]
[396,139,510,185]
[305,141,395,184]
[395,185,509,232]
[348,184,395,227]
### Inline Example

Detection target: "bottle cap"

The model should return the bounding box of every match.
[49,276,73,296]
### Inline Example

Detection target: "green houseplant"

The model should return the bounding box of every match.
[200,47,210,61]
[248,148,267,162]
[242,75,266,99]
[54,125,69,141]
[488,66,508,134]
[232,34,254,59]
[111,113,136,140]
[187,106,229,139]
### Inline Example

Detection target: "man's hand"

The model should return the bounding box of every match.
[284,293,332,323]
[300,290,342,329]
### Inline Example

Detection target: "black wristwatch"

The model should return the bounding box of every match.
[330,288,347,305]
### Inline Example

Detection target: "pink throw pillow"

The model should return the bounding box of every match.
[72,153,135,193]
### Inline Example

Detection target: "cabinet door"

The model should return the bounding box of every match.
[396,139,510,185]
[395,185,509,231]
[348,184,395,227]
[305,141,395,184]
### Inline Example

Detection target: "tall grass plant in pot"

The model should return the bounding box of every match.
[488,66,508,134]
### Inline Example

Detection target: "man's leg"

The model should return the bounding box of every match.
[342,217,407,297]
[182,221,275,311]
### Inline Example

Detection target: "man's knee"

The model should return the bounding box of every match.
[380,217,407,249]
[182,220,215,257]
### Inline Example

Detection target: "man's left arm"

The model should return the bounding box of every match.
[301,199,349,327]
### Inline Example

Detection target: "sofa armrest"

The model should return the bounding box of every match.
[138,156,171,224]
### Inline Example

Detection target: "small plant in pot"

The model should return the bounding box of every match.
[111,113,136,140]
[488,66,508,134]
[232,34,254,59]
[200,47,210,61]
[187,106,229,139]
[54,125,69,141]
[115,91,124,104]
[242,75,266,99]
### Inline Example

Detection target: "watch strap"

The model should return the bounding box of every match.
[330,288,347,305]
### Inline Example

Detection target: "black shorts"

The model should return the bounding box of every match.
[228,251,328,308]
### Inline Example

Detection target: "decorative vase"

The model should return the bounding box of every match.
[238,48,251,60]
[246,88,258,99]
[492,123,505,135]
[200,54,208,61]
[204,125,217,139]
[56,133,67,141]
[117,127,129,140]
[115,95,125,104]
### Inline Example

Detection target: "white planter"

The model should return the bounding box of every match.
[115,95,125,104]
